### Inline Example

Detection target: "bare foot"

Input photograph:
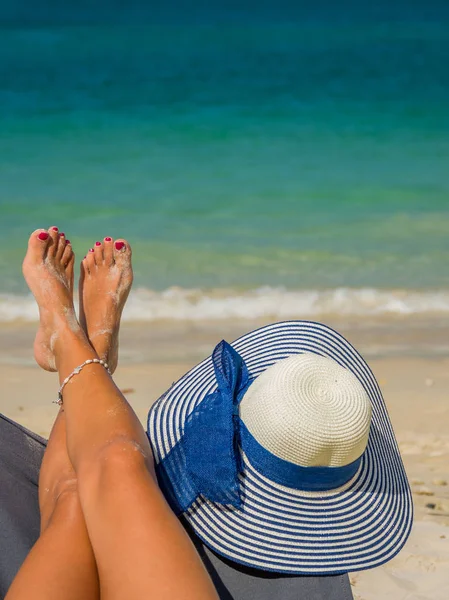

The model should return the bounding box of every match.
[22,227,76,371]
[79,237,133,374]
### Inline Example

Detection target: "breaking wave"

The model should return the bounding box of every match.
[1,287,449,323]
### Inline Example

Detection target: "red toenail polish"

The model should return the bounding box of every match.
[38,232,49,241]
[115,241,125,251]
[66,239,71,245]
[52,227,59,232]
[95,241,102,246]
[105,237,112,242]
[89,248,94,253]
[59,232,65,237]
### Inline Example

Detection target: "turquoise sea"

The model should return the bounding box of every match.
[1,2,448,321]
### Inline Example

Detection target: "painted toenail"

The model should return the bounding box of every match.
[59,232,65,237]
[115,241,126,251]
[89,248,94,253]
[95,241,102,247]
[105,237,112,242]
[52,227,59,232]
[38,232,49,241]
[66,239,71,245]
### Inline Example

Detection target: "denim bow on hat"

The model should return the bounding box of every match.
[155,340,251,514]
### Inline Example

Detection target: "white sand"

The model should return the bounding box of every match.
[352,522,449,600]
[0,323,448,598]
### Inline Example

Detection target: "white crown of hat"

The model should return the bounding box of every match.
[239,353,372,468]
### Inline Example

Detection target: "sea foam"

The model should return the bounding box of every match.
[1,287,449,323]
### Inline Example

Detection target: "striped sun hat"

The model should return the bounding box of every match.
[147,321,413,575]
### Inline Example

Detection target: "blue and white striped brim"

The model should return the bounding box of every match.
[147,321,413,574]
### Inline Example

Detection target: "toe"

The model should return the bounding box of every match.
[47,226,60,257]
[61,239,73,266]
[103,237,114,265]
[26,229,51,262]
[56,232,66,259]
[56,237,72,261]
[85,248,95,274]
[113,239,132,267]
[93,241,104,265]
[80,258,87,281]
[66,254,75,292]
[58,237,71,261]
[80,256,89,277]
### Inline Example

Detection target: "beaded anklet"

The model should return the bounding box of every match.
[54,358,111,406]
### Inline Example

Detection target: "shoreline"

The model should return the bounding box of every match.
[1,315,449,367]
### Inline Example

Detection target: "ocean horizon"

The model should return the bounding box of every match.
[1,1,448,321]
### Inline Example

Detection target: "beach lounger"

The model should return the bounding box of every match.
[0,413,353,600]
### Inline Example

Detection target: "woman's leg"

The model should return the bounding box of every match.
[6,229,99,600]
[20,228,218,600]
[8,233,137,600]
[39,232,134,531]
[5,481,100,600]
[78,235,133,374]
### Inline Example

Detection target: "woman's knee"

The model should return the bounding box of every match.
[77,437,152,493]
[40,479,81,532]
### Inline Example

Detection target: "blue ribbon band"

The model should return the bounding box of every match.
[239,420,362,491]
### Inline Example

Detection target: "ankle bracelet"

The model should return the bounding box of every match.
[54,359,111,406]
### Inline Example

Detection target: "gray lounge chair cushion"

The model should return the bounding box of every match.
[0,414,353,600]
